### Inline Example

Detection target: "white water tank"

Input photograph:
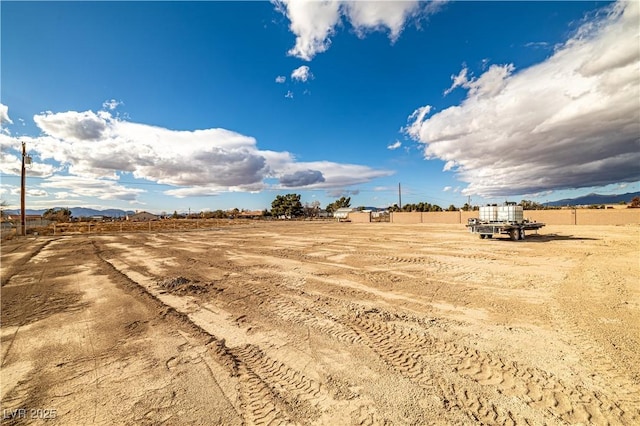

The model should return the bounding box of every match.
[497,205,523,222]
[479,205,498,222]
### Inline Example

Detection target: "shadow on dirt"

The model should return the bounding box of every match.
[494,233,599,242]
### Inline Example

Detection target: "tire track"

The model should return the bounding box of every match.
[92,239,377,425]
[1,239,53,287]
[240,280,364,345]
[349,310,632,424]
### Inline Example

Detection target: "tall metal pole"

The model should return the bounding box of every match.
[398,182,402,210]
[20,141,26,236]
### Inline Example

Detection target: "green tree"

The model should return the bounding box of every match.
[447,204,457,211]
[520,199,544,210]
[325,196,351,214]
[271,194,303,218]
[43,208,71,222]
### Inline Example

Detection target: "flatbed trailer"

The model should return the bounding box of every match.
[467,219,545,241]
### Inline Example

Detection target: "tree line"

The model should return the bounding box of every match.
[17,196,640,223]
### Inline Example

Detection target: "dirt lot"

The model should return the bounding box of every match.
[1,222,639,425]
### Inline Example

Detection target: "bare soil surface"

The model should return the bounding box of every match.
[2,222,639,425]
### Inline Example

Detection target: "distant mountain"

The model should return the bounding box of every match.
[3,207,135,217]
[548,191,640,206]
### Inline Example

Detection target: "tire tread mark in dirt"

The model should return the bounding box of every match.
[350,311,633,425]
[1,254,49,368]
[91,240,316,426]
[551,259,640,412]
[240,280,364,345]
[350,314,523,425]
[230,344,325,425]
[1,239,52,287]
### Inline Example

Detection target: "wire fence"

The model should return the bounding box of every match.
[1,219,251,240]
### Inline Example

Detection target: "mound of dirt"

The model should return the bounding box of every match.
[158,276,207,294]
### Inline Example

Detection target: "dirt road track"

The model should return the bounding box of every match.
[2,222,639,425]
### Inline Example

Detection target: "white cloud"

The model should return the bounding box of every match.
[443,186,452,192]
[26,189,48,197]
[344,0,420,41]
[387,140,402,150]
[285,90,294,98]
[40,176,145,202]
[327,189,360,198]
[274,0,444,61]
[0,135,57,178]
[2,107,392,202]
[406,0,640,198]
[102,99,123,111]
[274,0,342,61]
[444,64,515,98]
[275,75,286,83]
[34,110,110,141]
[0,103,13,126]
[291,65,313,82]
[276,161,392,189]
[54,191,81,199]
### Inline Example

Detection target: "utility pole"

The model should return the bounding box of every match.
[398,182,402,210]
[20,142,27,236]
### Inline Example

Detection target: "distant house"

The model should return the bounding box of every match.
[333,208,354,221]
[127,211,159,222]
[6,214,43,222]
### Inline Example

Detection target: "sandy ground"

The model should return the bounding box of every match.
[1,222,639,425]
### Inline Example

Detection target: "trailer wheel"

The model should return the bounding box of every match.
[479,234,486,239]
[519,229,526,240]
[509,229,519,241]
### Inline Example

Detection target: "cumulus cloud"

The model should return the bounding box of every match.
[35,110,110,141]
[1,106,392,202]
[275,75,286,83]
[344,0,421,41]
[0,103,13,126]
[274,0,443,61]
[274,0,342,61]
[444,64,515,98]
[291,65,313,82]
[387,140,402,150]
[0,135,57,178]
[280,169,325,187]
[405,0,640,198]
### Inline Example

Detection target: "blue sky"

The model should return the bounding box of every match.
[1,1,638,214]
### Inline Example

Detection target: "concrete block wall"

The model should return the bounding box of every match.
[390,209,640,225]
[420,211,461,223]
[524,210,575,225]
[348,212,372,223]
[389,212,422,224]
[574,209,640,225]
